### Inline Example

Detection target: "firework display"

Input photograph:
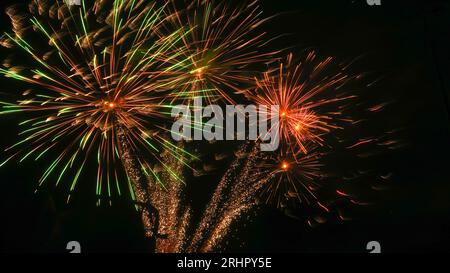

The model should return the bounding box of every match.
[0,0,404,254]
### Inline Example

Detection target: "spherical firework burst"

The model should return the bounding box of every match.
[162,0,279,104]
[0,0,193,207]
[248,52,358,154]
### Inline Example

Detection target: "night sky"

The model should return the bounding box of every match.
[1,0,450,253]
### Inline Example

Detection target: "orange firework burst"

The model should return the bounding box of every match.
[248,52,358,154]
[163,0,279,104]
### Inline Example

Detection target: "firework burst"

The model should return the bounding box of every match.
[161,0,279,104]
[256,146,324,208]
[248,52,358,154]
[0,0,194,207]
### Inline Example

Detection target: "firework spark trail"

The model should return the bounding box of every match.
[149,143,193,253]
[185,144,249,252]
[185,142,268,252]
[138,142,262,253]
[196,149,262,252]
[116,120,156,237]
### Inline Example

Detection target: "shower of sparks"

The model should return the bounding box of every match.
[150,143,192,253]
[149,142,267,253]
[0,0,195,203]
[186,143,266,252]
[162,0,279,104]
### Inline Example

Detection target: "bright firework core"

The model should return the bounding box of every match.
[191,67,206,78]
[281,161,289,171]
[102,99,121,111]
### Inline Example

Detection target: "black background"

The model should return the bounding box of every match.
[1,0,450,253]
